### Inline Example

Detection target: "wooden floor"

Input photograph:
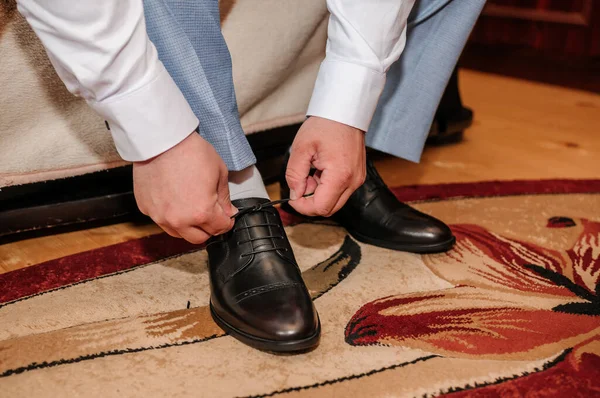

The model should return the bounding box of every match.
[1,70,599,274]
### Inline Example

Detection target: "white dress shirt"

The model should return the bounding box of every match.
[308,0,416,131]
[17,0,414,162]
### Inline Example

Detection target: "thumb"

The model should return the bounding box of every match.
[285,148,312,200]
[217,168,238,218]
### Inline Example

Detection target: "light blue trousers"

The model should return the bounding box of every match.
[368,0,486,162]
[144,0,485,170]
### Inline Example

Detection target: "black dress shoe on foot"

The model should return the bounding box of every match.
[206,198,320,353]
[281,158,455,254]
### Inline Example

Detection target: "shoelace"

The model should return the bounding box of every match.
[232,198,291,219]
[231,194,313,257]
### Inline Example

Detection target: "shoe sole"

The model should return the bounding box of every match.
[209,303,321,353]
[281,203,456,254]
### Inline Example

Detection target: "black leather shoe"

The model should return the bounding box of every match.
[206,197,320,353]
[281,158,455,254]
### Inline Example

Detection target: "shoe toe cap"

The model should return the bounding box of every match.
[417,218,454,244]
[384,210,455,247]
[235,286,320,342]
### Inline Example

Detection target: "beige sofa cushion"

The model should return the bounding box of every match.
[0,0,327,187]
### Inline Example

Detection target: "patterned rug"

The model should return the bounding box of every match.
[1,180,599,397]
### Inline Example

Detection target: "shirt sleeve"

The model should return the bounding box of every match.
[306,0,416,131]
[16,0,199,161]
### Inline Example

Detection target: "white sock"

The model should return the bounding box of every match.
[228,165,270,201]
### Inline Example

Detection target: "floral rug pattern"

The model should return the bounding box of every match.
[1,180,599,397]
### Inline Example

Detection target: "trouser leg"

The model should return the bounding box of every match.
[143,0,255,171]
[366,0,486,162]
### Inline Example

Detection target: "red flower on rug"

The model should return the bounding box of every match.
[345,216,600,391]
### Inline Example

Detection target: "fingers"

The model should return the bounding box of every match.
[304,175,319,196]
[157,205,232,244]
[173,165,235,241]
[158,224,182,239]
[329,186,355,215]
[290,165,365,217]
[156,197,234,244]
[329,161,365,215]
[131,135,237,246]
[195,202,234,236]
[290,168,347,216]
[161,202,232,244]
[285,146,314,200]
[178,227,211,245]
[218,166,238,218]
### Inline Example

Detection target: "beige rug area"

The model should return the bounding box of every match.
[0,180,599,397]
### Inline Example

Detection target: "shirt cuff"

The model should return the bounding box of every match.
[91,64,199,161]
[306,58,386,132]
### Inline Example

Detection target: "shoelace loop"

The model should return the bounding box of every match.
[231,194,313,219]
[230,194,312,256]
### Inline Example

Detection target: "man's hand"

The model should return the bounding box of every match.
[133,133,237,244]
[286,116,366,217]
